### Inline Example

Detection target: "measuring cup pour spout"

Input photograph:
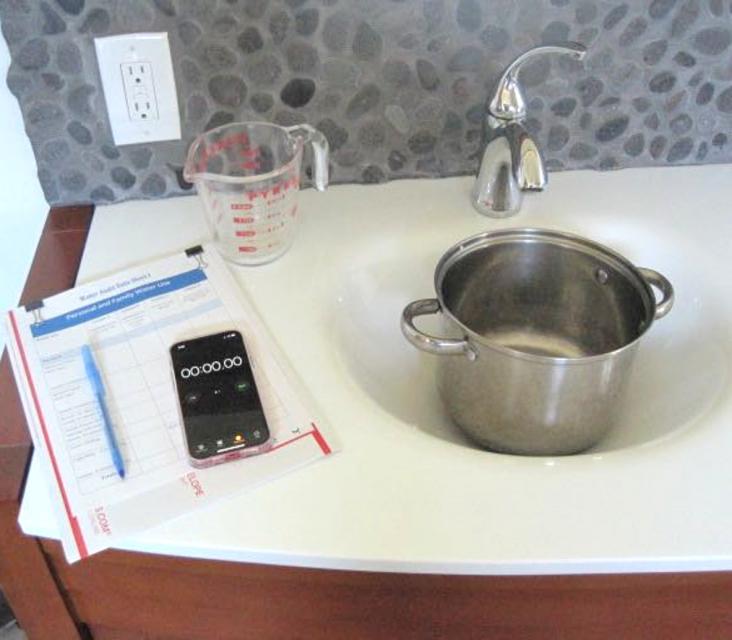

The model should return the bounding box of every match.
[183,121,330,266]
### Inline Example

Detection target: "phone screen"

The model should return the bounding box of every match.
[170,330,270,466]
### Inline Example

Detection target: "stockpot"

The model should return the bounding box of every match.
[401,229,674,456]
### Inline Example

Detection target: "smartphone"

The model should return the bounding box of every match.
[170,330,271,468]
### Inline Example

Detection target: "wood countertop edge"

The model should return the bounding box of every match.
[0,204,94,503]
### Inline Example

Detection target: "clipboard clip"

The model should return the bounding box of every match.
[25,300,45,325]
[185,246,208,270]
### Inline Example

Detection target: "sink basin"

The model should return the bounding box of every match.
[331,204,729,457]
[239,170,732,572]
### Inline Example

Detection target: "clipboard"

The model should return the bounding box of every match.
[5,244,337,562]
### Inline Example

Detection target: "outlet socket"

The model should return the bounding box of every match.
[95,33,180,146]
[121,62,159,121]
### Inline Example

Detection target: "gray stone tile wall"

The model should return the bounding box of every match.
[2,0,731,206]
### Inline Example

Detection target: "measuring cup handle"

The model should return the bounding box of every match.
[285,124,330,192]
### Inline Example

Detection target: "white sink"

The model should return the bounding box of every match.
[24,167,732,573]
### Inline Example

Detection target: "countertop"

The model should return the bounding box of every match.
[18,165,732,575]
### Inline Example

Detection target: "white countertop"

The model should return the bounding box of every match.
[19,165,732,574]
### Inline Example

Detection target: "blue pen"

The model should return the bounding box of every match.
[81,345,126,479]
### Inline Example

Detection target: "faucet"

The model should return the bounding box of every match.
[471,43,587,217]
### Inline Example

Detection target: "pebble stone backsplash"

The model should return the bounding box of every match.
[2,0,732,206]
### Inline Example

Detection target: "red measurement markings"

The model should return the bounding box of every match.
[196,132,249,172]
[235,230,256,237]
[238,147,263,170]
[231,203,253,211]
[239,160,262,171]
[238,246,258,252]
[233,216,255,224]
[266,193,286,205]
[240,176,300,202]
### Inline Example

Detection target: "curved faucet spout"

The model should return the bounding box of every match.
[489,43,587,121]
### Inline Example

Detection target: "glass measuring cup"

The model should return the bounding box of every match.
[184,122,329,266]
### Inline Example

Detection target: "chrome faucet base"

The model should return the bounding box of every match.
[471,43,586,217]
[472,119,548,217]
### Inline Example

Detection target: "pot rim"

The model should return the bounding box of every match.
[433,227,660,365]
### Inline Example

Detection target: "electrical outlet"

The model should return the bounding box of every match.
[95,33,180,146]
[121,62,159,121]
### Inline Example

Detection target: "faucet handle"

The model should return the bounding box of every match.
[488,42,587,120]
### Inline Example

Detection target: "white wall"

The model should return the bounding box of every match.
[0,35,48,345]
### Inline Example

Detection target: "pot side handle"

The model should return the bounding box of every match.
[401,299,477,360]
[638,267,674,320]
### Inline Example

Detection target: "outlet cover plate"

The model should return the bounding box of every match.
[95,33,181,146]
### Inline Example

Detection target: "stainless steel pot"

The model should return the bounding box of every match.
[401,229,674,456]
